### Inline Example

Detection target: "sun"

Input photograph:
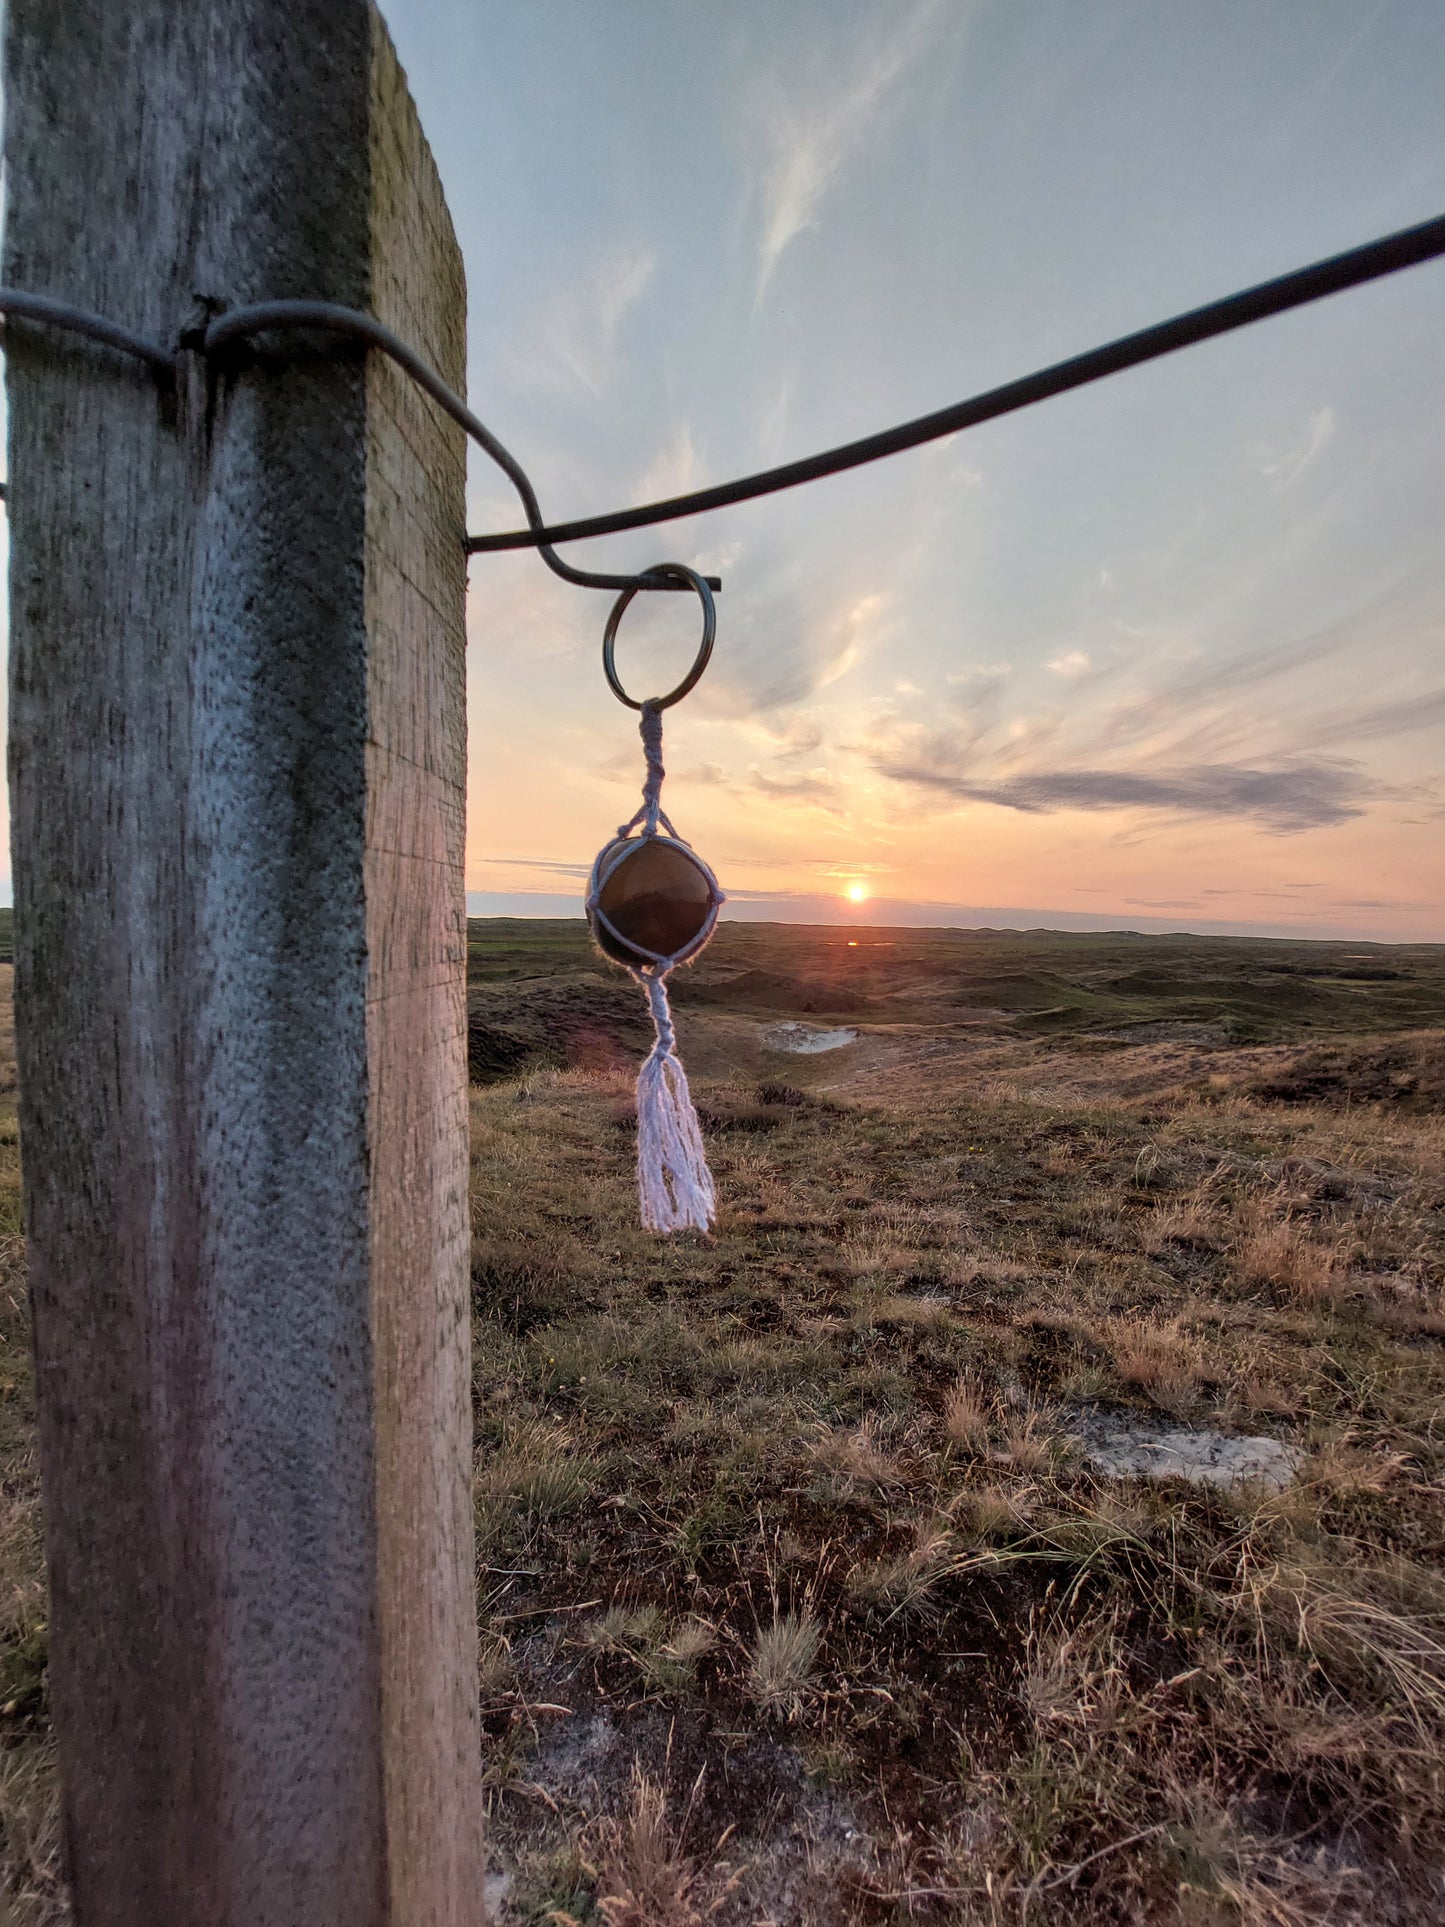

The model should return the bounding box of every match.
[845,880,869,904]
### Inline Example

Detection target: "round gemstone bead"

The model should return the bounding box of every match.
[591,836,715,966]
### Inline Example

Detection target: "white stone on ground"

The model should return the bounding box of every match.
[1070,1412,1301,1489]
[762,1021,858,1055]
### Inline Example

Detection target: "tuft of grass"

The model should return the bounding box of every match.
[477,1633,515,1705]
[1167,1794,1362,1927]
[807,1419,902,1494]
[959,1481,1035,1544]
[746,1612,821,1720]
[801,1733,855,1787]
[592,1766,710,1927]
[1104,1315,1205,1410]
[577,1604,665,1657]
[639,1619,718,1696]
[849,1517,955,1620]
[572,1604,722,1697]
[941,1376,990,1453]
[474,1418,598,1531]
[995,1403,1062,1475]
[1021,1609,1130,1735]
[1235,1202,1350,1305]
[1141,1188,1221,1255]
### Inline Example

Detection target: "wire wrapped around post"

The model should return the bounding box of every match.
[585,567,724,1232]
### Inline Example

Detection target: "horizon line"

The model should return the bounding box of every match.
[463,889,1443,949]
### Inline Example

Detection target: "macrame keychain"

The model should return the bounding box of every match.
[586,563,724,1233]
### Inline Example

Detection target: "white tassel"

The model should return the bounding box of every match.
[635,973,715,1233]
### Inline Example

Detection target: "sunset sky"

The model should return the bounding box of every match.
[7,2,1445,940]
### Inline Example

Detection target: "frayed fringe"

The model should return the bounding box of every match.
[636,1039,715,1233]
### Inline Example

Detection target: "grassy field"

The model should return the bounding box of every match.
[3,921,1445,1922]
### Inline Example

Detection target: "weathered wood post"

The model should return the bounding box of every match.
[4,5,482,1923]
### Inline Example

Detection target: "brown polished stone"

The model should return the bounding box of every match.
[591,836,714,965]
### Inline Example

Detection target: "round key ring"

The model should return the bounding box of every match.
[602,562,716,710]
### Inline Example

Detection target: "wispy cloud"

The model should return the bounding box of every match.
[710,576,898,715]
[749,767,846,813]
[759,381,792,460]
[479,857,591,877]
[503,243,656,399]
[634,419,707,501]
[748,0,957,302]
[1305,686,1445,748]
[1249,405,1336,490]
[737,713,827,756]
[815,593,880,689]
[1045,649,1091,678]
[946,661,1011,690]
[875,756,1377,833]
[439,1,1445,948]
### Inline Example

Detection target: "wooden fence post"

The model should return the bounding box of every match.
[4,4,481,1922]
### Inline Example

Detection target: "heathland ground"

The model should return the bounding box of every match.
[3,919,1445,1923]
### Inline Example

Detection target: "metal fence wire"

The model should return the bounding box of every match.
[1,210,1443,601]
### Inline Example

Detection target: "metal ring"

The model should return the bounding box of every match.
[602,563,716,710]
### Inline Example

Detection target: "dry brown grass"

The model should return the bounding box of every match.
[1235,1199,1351,1304]
[0,1742,62,1926]
[941,1376,990,1452]
[455,998,1445,1923]
[591,1771,705,1926]
[806,1419,902,1494]
[1103,1314,1206,1408]
[995,1402,1062,1475]
[848,1516,956,1619]
[5,940,1445,1923]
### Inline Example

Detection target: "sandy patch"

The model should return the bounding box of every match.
[762,1021,858,1055]
[1069,1410,1301,1490]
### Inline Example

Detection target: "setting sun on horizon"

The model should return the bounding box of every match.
[373,1,1445,948]
[845,881,869,905]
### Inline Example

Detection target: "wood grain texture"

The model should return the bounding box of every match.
[363,16,482,1922]
[3,4,480,1922]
